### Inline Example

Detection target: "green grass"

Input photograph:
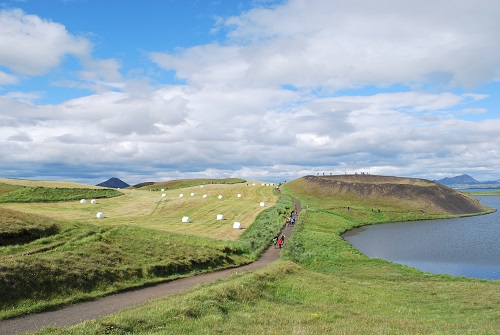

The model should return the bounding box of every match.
[0,180,287,320]
[0,182,123,203]
[0,207,60,246]
[32,179,500,335]
[131,178,247,190]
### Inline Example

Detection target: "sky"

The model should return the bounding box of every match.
[1,0,500,185]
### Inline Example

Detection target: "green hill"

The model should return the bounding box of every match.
[292,174,487,216]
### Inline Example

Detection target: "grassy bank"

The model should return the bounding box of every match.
[35,180,500,334]
[0,181,287,320]
[0,182,122,203]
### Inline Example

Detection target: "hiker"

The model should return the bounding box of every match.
[272,235,278,248]
[280,234,285,244]
[278,237,283,249]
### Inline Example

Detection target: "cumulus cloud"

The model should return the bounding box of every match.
[153,0,500,89]
[2,1,500,184]
[0,9,90,76]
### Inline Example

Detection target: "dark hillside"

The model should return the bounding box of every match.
[96,177,129,189]
[290,174,487,215]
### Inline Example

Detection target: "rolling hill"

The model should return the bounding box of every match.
[289,174,486,215]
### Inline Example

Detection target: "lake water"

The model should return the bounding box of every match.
[343,196,500,280]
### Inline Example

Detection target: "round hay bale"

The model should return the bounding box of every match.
[96,212,104,219]
[182,216,190,223]
[260,202,265,207]
[179,194,184,198]
[90,199,97,204]
[162,193,166,198]
[80,199,87,204]
[217,214,224,220]
[237,194,242,198]
[218,195,223,199]
[233,222,241,229]
[203,194,208,198]
[190,193,195,196]
[161,188,165,191]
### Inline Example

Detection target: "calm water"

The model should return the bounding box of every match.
[343,196,500,280]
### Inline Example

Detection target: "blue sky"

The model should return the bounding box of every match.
[1,0,499,185]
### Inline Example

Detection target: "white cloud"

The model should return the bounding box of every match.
[0,9,90,76]
[153,0,500,89]
[2,1,500,184]
[0,71,19,85]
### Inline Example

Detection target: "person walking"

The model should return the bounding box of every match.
[272,235,278,249]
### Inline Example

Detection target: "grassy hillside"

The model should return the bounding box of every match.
[131,178,247,190]
[1,182,278,241]
[37,175,500,335]
[0,207,59,246]
[0,181,122,203]
[294,174,488,218]
[0,179,289,319]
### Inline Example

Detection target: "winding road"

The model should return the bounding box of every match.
[0,199,302,335]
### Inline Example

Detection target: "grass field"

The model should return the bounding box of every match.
[32,176,500,335]
[0,179,289,320]
[1,181,278,240]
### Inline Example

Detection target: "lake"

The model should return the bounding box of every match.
[343,195,500,280]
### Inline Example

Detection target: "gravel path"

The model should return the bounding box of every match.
[0,199,302,335]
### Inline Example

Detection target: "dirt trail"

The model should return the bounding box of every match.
[0,200,302,335]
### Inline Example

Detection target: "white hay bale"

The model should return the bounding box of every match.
[217,214,224,220]
[80,199,87,204]
[182,216,190,223]
[203,194,208,198]
[260,202,265,207]
[200,185,204,188]
[190,192,195,196]
[90,199,97,204]
[252,183,256,186]
[237,194,242,198]
[179,194,184,198]
[161,188,165,191]
[162,193,166,198]
[218,195,223,199]
[96,212,104,219]
[233,222,241,229]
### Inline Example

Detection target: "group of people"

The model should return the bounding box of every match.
[285,216,295,226]
[272,209,298,249]
[272,233,286,249]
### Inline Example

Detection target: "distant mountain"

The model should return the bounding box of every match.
[435,174,479,185]
[96,177,129,189]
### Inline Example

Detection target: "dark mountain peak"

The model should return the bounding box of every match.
[96,177,130,189]
[436,174,479,185]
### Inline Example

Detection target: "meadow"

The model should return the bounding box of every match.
[30,177,500,335]
[0,179,291,320]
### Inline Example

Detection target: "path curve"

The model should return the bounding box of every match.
[0,200,302,335]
